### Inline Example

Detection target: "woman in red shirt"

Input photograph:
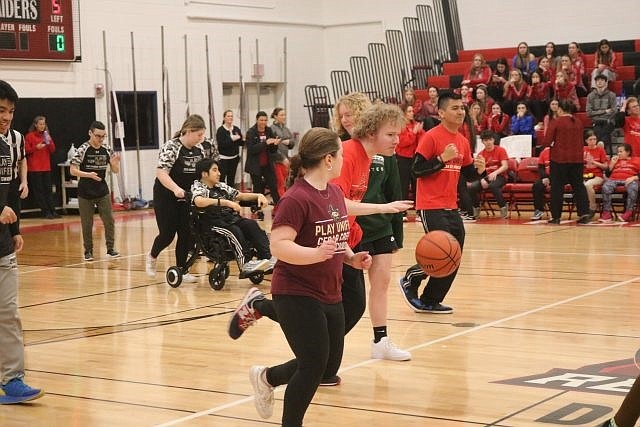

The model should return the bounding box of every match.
[462,53,492,88]
[396,104,424,201]
[24,116,59,219]
[582,129,608,215]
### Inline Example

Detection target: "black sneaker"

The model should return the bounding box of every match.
[319,375,341,386]
[548,218,561,224]
[106,249,120,258]
[398,277,423,311]
[414,302,453,314]
[83,251,93,261]
[577,211,595,224]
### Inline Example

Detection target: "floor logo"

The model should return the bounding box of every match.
[495,358,639,396]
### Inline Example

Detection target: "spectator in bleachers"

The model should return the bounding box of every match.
[536,57,555,83]
[544,99,591,224]
[462,54,492,89]
[466,130,510,219]
[512,42,537,83]
[510,103,536,149]
[420,85,440,130]
[488,57,510,103]
[468,102,486,135]
[599,143,640,223]
[591,39,617,88]
[582,129,609,216]
[539,98,560,137]
[566,42,588,96]
[586,73,617,155]
[474,84,494,116]
[527,70,552,122]
[503,68,529,116]
[400,87,423,121]
[486,103,511,138]
[615,97,640,156]
[531,146,551,220]
[457,105,479,221]
[539,41,562,71]
[396,104,424,203]
[554,70,581,112]
[457,84,474,106]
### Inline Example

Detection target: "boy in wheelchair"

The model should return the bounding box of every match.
[191,158,275,276]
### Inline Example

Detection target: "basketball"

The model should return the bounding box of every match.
[415,230,462,278]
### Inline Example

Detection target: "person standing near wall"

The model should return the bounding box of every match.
[24,116,59,219]
[146,114,206,282]
[70,121,121,262]
[244,111,281,206]
[270,108,296,198]
[0,80,44,404]
[215,110,243,187]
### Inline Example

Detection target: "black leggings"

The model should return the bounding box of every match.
[218,157,239,187]
[267,295,344,427]
[150,183,192,268]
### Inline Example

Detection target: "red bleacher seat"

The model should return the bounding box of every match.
[583,54,595,67]
[608,80,622,95]
[443,61,471,76]
[427,75,450,89]
[636,39,640,52]
[616,65,636,80]
[414,89,429,103]
[457,47,514,62]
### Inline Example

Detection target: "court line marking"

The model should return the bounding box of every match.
[154,275,640,426]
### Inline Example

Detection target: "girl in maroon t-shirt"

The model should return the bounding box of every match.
[245,128,371,425]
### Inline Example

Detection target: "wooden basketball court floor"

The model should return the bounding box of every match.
[3,208,639,426]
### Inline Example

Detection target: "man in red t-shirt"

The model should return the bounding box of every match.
[616,97,640,157]
[399,92,486,313]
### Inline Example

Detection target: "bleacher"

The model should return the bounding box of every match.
[418,39,640,131]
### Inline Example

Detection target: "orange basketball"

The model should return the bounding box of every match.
[415,230,462,278]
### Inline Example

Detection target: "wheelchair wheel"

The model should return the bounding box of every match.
[209,264,226,290]
[249,272,264,285]
[166,266,183,288]
[223,264,230,279]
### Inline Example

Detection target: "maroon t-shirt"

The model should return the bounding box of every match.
[271,178,349,304]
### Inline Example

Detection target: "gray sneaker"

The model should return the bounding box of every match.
[242,259,270,274]
[500,204,509,219]
[531,210,544,221]
[472,206,481,218]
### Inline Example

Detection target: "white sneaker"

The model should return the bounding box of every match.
[371,337,411,361]
[182,273,198,283]
[145,254,157,277]
[500,204,509,219]
[267,256,277,271]
[242,259,270,274]
[249,365,274,419]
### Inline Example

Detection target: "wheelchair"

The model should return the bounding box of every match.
[165,201,269,290]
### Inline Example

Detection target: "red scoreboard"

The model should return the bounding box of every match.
[0,0,76,61]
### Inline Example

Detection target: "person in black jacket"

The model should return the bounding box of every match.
[244,111,281,204]
[215,110,243,187]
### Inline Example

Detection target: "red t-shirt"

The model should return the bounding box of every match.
[538,147,551,176]
[24,130,56,172]
[271,179,349,304]
[415,124,473,210]
[583,145,608,177]
[396,121,423,158]
[331,139,371,248]
[623,116,640,158]
[610,158,640,181]
[480,145,508,177]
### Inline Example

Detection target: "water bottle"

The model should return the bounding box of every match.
[43,130,51,145]
[67,144,76,162]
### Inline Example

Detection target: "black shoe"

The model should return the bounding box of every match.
[51,212,61,218]
[548,218,561,224]
[319,375,341,386]
[84,251,93,261]
[44,213,54,219]
[414,302,453,314]
[398,277,422,311]
[106,249,120,258]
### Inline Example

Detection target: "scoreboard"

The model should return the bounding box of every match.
[0,0,76,61]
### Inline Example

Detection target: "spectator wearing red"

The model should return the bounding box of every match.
[456,84,474,106]
[503,68,529,116]
[399,87,423,121]
[536,57,555,83]
[396,104,424,201]
[599,143,640,223]
[468,102,486,136]
[554,70,580,112]
[591,38,617,88]
[540,98,560,137]
[527,70,552,122]
[582,129,608,215]
[543,99,591,224]
[539,41,562,71]
[24,115,59,219]
[488,57,509,103]
[462,54,492,89]
[485,103,510,137]
[420,85,440,130]
[473,84,494,116]
[615,97,640,157]
[567,42,588,96]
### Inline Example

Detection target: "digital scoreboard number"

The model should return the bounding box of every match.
[0,0,75,61]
